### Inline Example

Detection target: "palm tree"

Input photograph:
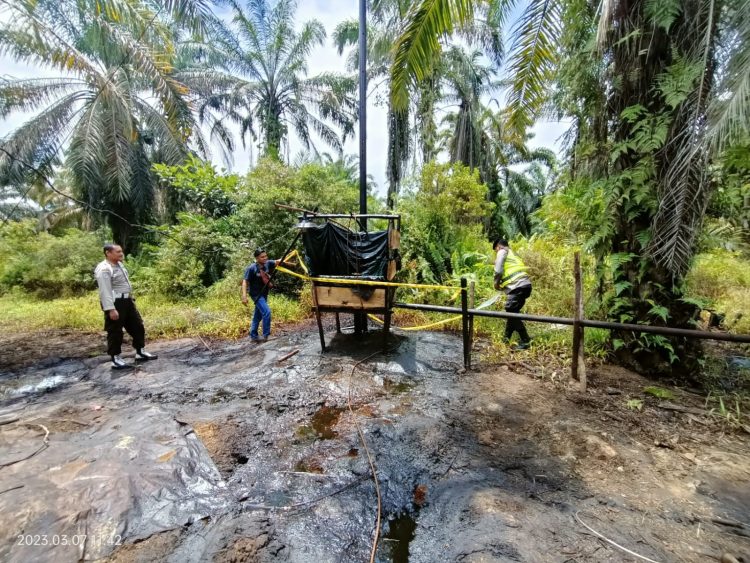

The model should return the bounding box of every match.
[395,0,749,266]
[335,0,504,205]
[389,1,507,103]
[475,111,556,238]
[500,160,555,237]
[389,0,562,141]
[548,0,748,374]
[439,47,497,170]
[0,0,200,251]
[193,0,358,162]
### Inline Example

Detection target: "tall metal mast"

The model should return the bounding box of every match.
[358,0,367,230]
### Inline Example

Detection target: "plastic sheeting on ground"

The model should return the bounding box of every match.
[0,405,227,562]
[302,222,389,279]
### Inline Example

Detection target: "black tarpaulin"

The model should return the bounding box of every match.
[0,404,227,562]
[302,222,388,279]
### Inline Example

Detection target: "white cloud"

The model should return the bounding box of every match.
[529,119,572,154]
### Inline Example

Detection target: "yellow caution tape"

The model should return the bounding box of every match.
[367,292,503,332]
[297,254,308,274]
[276,259,504,332]
[282,250,308,274]
[367,313,462,331]
[276,265,459,291]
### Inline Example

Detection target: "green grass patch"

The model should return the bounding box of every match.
[643,386,675,400]
[686,250,750,333]
[0,290,307,340]
[384,302,610,364]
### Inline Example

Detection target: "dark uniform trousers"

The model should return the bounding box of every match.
[504,285,532,343]
[104,297,145,356]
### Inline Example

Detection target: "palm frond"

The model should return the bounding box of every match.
[95,19,192,130]
[159,0,217,36]
[278,19,326,79]
[0,23,101,87]
[646,0,736,276]
[102,95,134,202]
[0,77,85,118]
[390,0,475,110]
[0,92,85,186]
[705,0,750,152]
[134,97,190,165]
[333,19,359,55]
[459,0,509,68]
[67,101,107,216]
[288,99,343,153]
[504,0,563,137]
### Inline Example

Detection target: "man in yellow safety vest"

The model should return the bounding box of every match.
[493,239,532,350]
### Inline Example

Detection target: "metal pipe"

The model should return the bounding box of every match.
[275,203,400,219]
[393,302,750,343]
[299,213,400,220]
[358,0,367,228]
[461,278,470,369]
[356,0,368,346]
[579,319,750,342]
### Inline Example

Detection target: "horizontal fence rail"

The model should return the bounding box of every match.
[385,251,749,390]
[394,302,750,344]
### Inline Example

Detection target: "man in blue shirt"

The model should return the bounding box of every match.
[242,248,282,341]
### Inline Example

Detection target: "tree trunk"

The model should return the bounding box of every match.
[603,0,712,379]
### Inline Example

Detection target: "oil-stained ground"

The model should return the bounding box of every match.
[1,326,749,562]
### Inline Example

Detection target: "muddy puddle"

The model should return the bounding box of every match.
[1,327,749,562]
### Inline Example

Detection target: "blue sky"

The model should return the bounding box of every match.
[0,0,569,198]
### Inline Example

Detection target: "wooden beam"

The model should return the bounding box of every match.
[571,252,586,391]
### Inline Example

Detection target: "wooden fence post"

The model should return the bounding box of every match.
[571,252,587,390]
[461,277,470,369]
[468,280,475,356]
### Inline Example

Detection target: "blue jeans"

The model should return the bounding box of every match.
[250,296,271,339]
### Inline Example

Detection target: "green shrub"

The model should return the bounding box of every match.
[0,220,37,290]
[686,250,750,332]
[0,221,105,297]
[397,162,494,287]
[153,156,241,220]
[135,213,235,298]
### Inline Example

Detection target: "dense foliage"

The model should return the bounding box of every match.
[0,220,105,297]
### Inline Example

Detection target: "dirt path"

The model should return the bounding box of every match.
[0,328,748,562]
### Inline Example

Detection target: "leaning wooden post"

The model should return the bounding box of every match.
[571,252,587,390]
[468,280,475,355]
[461,277,470,369]
[311,283,326,352]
